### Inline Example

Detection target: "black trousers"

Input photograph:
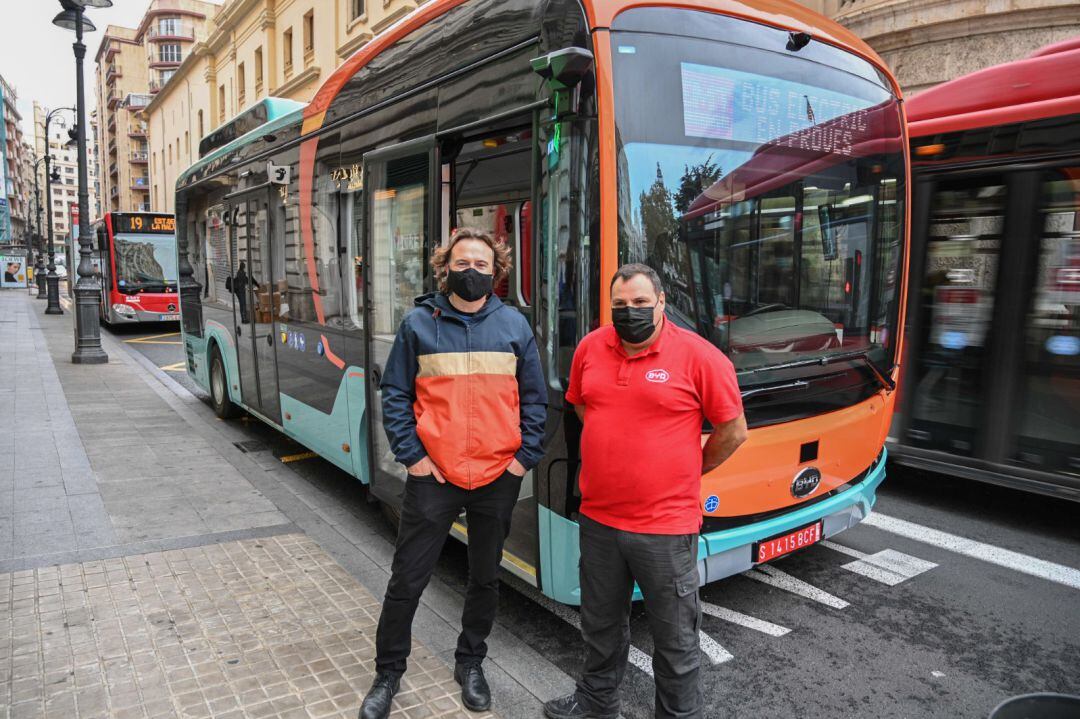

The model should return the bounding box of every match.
[575,514,703,719]
[374,470,522,676]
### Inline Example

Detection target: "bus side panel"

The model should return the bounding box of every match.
[279,377,357,476]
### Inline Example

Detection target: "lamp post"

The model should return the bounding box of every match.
[31,156,48,298]
[55,0,110,364]
[41,108,74,315]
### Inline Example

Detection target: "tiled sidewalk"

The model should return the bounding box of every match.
[0,290,516,718]
[3,535,484,719]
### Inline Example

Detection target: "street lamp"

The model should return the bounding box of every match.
[31,155,48,298]
[54,0,110,364]
[40,107,75,315]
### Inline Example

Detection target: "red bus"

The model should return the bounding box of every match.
[891,37,1080,500]
[91,212,181,324]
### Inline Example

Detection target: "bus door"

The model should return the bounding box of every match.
[228,187,282,424]
[362,137,439,501]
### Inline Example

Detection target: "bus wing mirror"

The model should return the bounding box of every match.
[531,47,593,119]
[96,226,107,252]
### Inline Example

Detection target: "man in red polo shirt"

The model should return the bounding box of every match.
[544,264,747,719]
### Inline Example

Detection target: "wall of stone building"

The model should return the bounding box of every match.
[803,0,1080,95]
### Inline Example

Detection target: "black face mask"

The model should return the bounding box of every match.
[447,268,493,302]
[612,305,658,344]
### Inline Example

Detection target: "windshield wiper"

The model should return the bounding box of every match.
[739,349,896,392]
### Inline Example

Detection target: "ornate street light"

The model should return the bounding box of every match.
[54,0,111,363]
[40,107,75,314]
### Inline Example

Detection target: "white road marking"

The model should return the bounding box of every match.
[700,602,790,637]
[697,630,735,665]
[819,540,867,559]
[743,565,850,609]
[821,540,938,586]
[505,575,733,674]
[865,513,1080,591]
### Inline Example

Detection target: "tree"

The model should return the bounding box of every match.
[674,155,723,214]
[638,163,677,268]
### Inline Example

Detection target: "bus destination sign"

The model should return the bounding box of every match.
[116,214,176,234]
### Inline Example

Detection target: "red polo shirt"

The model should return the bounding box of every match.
[565,319,743,534]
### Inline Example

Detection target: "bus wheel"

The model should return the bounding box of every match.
[210,347,241,419]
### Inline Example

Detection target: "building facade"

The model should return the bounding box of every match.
[802,0,1080,96]
[145,0,424,212]
[94,0,217,216]
[1,73,32,248]
[32,102,102,249]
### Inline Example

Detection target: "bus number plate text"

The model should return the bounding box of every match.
[754,521,822,564]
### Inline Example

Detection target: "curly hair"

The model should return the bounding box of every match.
[431,227,512,294]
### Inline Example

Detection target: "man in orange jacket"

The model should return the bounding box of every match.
[359,228,547,719]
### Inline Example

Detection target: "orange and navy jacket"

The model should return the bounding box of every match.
[380,292,547,489]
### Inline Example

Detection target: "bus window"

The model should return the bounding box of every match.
[454,201,531,307]
[1013,170,1080,471]
[907,176,1005,455]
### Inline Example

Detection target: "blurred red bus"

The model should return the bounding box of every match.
[891,37,1080,500]
[91,212,181,324]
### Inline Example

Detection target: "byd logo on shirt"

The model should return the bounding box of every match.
[645,369,670,383]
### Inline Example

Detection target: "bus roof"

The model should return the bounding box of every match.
[907,40,1080,138]
[302,0,896,134]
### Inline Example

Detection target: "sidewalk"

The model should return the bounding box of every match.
[1,290,571,718]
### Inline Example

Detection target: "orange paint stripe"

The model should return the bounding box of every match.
[298,137,326,326]
[321,334,345,369]
[302,0,470,132]
[594,30,618,325]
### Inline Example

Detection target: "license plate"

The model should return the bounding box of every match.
[160,314,180,321]
[754,521,822,563]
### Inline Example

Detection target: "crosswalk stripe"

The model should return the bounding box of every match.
[865,512,1080,591]
[743,565,849,609]
[700,602,790,637]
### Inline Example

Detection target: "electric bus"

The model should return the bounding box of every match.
[892,37,1080,501]
[175,0,910,603]
[91,211,180,324]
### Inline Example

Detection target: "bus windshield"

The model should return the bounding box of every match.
[113,232,178,291]
[612,16,906,377]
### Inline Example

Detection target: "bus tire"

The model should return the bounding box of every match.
[209,346,241,419]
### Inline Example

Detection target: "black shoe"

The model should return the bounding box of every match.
[358,672,400,719]
[454,662,491,712]
[543,693,620,719]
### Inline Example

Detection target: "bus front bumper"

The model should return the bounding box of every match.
[697,449,888,584]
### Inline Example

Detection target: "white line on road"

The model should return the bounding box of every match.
[697,630,735,665]
[743,565,850,609]
[700,602,790,637]
[865,513,1080,591]
[821,540,938,587]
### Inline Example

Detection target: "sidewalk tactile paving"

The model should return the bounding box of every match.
[2,534,497,719]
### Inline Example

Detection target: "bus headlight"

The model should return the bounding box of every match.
[112,303,137,317]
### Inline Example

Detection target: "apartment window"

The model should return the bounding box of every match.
[159,44,182,63]
[197,110,203,138]
[184,131,189,158]
[237,62,246,107]
[158,17,180,35]
[254,47,264,97]
[303,11,314,67]
[283,28,293,77]
[351,0,365,20]
[218,85,226,123]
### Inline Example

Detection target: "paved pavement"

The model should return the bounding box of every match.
[2,290,570,718]
[16,290,1080,719]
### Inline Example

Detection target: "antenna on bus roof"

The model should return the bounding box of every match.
[787,31,812,52]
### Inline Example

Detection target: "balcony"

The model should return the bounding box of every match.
[110,185,119,197]
[109,163,118,177]
[107,88,120,108]
[131,177,149,189]
[146,24,196,41]
[124,94,153,109]
[130,151,148,163]
[148,51,184,68]
[128,123,147,138]
[106,64,122,81]
[136,203,152,212]
[107,139,116,155]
